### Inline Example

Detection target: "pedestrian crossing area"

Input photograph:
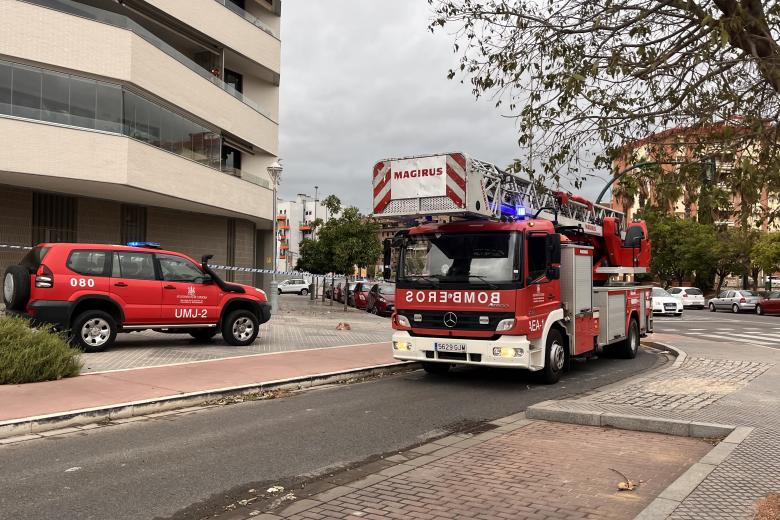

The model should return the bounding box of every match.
[654,324,780,349]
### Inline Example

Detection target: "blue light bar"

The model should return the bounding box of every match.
[127,241,161,249]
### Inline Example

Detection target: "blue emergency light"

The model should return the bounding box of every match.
[127,241,162,249]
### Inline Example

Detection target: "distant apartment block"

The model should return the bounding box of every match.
[276,193,332,272]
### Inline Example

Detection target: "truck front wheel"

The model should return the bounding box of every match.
[540,329,566,384]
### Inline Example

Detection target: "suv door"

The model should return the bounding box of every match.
[110,251,162,324]
[157,253,222,324]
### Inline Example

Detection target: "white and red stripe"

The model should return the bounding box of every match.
[373,154,467,214]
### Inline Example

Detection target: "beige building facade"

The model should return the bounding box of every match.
[0,0,281,285]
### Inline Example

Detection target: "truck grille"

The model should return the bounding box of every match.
[397,311,514,331]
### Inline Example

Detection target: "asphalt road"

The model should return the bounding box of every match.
[0,349,662,520]
[653,308,780,349]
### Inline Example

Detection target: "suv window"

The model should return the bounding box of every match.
[67,250,108,276]
[20,246,49,272]
[157,253,206,283]
[292,279,305,285]
[112,251,156,280]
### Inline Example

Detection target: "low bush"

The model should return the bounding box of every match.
[0,315,82,384]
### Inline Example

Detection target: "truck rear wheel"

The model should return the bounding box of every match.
[422,362,450,375]
[540,329,566,384]
[614,318,640,359]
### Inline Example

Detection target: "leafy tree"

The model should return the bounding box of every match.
[429,0,780,214]
[296,196,382,277]
[712,227,746,293]
[752,231,780,277]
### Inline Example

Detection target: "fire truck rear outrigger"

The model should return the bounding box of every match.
[373,153,653,384]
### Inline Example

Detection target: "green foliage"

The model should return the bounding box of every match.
[296,195,382,276]
[642,211,719,287]
[0,316,82,384]
[752,232,780,273]
[430,0,780,216]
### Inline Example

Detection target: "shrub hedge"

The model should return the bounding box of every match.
[0,315,82,384]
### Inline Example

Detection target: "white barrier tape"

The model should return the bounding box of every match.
[0,244,308,277]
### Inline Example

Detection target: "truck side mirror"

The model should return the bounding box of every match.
[546,267,560,280]
[545,234,561,265]
[382,238,392,280]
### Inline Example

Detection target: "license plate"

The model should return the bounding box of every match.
[435,342,466,352]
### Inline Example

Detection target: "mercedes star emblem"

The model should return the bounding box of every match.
[443,312,458,328]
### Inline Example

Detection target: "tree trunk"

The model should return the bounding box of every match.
[329,273,334,306]
[343,276,349,311]
[752,268,761,292]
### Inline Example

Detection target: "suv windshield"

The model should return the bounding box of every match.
[400,231,519,286]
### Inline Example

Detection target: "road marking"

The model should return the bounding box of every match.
[735,331,780,342]
[688,329,706,331]
[701,331,778,346]
[684,331,705,335]
[715,328,734,331]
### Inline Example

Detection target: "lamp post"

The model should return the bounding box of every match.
[267,160,283,313]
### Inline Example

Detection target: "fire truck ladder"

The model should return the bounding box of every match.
[472,159,624,237]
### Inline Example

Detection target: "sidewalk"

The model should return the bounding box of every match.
[528,331,779,519]
[0,341,400,437]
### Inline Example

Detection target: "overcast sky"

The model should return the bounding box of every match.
[278,1,610,212]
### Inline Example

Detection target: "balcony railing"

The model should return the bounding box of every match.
[213,0,278,39]
[22,0,275,122]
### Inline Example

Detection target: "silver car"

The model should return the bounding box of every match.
[708,289,761,313]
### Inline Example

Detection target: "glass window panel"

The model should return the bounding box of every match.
[41,70,70,125]
[147,103,161,146]
[12,65,42,120]
[181,119,197,160]
[172,114,185,156]
[69,77,96,129]
[0,62,11,115]
[160,109,175,153]
[134,96,151,142]
[95,83,121,133]
[192,125,207,164]
[122,90,137,136]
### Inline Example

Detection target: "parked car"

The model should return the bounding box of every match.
[668,287,706,309]
[708,289,762,313]
[756,291,780,315]
[350,282,371,309]
[2,242,271,351]
[651,287,683,316]
[367,283,395,316]
[335,282,355,303]
[277,278,310,295]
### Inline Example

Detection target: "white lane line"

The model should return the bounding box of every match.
[684,332,705,335]
[737,331,780,341]
[715,328,734,331]
[688,328,706,331]
[704,331,778,346]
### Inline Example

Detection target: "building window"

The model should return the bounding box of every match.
[0,59,221,171]
[32,193,77,244]
[221,144,242,174]
[224,69,243,94]
[226,218,237,281]
[121,204,147,244]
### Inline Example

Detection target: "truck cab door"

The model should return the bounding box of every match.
[524,233,560,337]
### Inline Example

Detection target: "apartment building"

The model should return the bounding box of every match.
[611,125,779,231]
[276,193,331,272]
[0,0,281,286]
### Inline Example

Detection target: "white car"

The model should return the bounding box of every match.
[668,287,706,309]
[651,287,683,316]
[277,278,310,295]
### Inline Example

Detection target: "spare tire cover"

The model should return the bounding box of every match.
[3,265,30,311]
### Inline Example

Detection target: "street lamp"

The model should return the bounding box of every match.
[267,159,283,313]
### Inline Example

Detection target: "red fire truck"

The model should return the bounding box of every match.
[373,153,653,384]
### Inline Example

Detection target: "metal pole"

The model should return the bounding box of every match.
[267,161,283,314]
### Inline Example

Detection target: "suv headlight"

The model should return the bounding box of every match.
[496,319,515,332]
[256,288,266,297]
[397,314,410,327]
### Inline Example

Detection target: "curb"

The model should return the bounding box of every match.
[643,340,687,368]
[0,362,418,441]
[633,426,754,520]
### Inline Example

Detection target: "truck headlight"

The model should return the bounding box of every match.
[492,347,524,357]
[496,319,515,332]
[397,315,410,327]
[393,341,412,351]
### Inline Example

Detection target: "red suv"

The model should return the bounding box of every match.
[3,243,271,352]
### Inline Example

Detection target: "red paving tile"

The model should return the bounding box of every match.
[0,342,394,421]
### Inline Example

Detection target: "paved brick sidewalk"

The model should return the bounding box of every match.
[240,416,710,520]
[532,332,780,519]
[79,295,391,372]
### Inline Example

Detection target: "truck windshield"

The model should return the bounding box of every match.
[400,232,519,286]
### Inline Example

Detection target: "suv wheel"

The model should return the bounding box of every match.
[72,310,117,352]
[300,288,309,296]
[222,310,259,346]
[3,265,30,311]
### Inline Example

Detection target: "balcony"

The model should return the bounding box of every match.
[278,223,290,231]
[276,214,287,221]
[279,244,289,250]
[299,224,312,232]
[20,0,275,120]
[0,117,273,222]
